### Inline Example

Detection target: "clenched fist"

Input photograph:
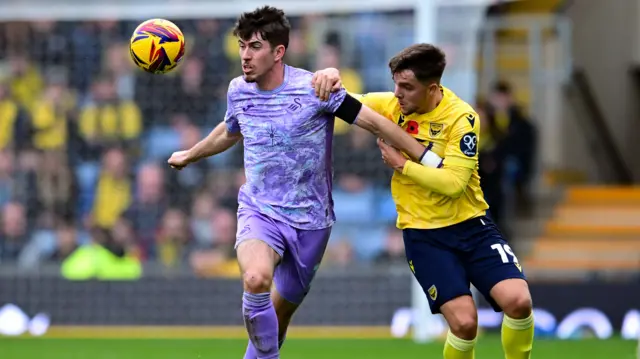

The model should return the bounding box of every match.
[167,150,192,170]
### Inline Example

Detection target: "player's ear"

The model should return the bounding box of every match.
[273,45,286,62]
[429,82,439,95]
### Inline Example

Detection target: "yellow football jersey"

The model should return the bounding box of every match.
[354,87,489,229]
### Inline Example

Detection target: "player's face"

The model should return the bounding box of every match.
[238,32,285,83]
[393,69,439,115]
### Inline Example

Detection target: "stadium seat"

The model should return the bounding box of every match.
[524,186,640,277]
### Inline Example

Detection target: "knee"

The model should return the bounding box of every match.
[503,292,533,319]
[243,269,273,293]
[448,311,478,340]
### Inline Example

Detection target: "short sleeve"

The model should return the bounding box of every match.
[321,87,348,113]
[224,85,240,133]
[444,112,480,169]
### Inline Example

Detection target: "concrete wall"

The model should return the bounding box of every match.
[565,0,640,181]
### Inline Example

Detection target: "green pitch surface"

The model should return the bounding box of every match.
[1,337,636,359]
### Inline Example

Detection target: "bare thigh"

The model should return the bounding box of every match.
[237,239,281,293]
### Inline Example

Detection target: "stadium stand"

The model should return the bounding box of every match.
[524,186,640,278]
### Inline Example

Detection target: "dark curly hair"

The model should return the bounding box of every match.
[233,6,291,50]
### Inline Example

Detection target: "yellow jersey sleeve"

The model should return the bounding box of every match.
[443,112,480,169]
[402,161,473,198]
[350,92,396,120]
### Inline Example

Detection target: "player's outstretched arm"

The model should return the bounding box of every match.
[314,68,442,167]
[332,94,431,163]
[168,122,242,170]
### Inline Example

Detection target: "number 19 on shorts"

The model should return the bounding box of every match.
[491,243,519,264]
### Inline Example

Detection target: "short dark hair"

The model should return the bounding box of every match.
[233,6,291,50]
[388,43,446,84]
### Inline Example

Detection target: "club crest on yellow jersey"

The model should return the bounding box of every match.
[429,123,443,138]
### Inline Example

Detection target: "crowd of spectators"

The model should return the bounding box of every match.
[0,17,536,277]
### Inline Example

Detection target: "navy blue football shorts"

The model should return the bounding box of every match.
[403,215,526,314]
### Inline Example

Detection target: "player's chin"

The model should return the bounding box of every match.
[243,74,257,83]
[400,107,415,116]
[398,103,413,116]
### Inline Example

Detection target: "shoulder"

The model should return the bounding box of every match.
[286,66,315,94]
[285,66,339,110]
[227,76,250,99]
[288,65,314,81]
[441,87,479,125]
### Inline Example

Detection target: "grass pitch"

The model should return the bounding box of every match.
[1,336,635,359]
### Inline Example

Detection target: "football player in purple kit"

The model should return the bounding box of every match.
[167,6,442,359]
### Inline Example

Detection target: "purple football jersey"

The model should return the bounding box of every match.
[224,65,347,230]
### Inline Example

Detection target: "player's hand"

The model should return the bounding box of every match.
[377,138,408,172]
[168,150,192,170]
[312,68,342,101]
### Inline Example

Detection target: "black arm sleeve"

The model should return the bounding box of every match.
[332,94,363,124]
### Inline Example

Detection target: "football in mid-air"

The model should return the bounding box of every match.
[129,19,185,74]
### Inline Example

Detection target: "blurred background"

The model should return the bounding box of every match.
[0,0,638,356]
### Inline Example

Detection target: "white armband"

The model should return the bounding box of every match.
[419,144,444,168]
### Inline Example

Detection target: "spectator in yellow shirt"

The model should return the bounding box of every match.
[79,74,142,160]
[30,71,76,152]
[91,147,131,229]
[0,80,29,151]
[8,53,44,110]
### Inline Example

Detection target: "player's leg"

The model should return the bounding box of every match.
[244,226,331,359]
[465,216,533,359]
[492,279,534,359]
[243,287,297,359]
[440,297,479,359]
[403,228,477,359]
[236,209,286,359]
[272,226,331,346]
[271,289,298,348]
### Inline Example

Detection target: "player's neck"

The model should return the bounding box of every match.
[417,89,443,114]
[256,62,286,91]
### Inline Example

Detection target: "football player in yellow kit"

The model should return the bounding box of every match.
[313,43,534,359]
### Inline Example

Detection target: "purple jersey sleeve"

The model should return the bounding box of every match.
[321,87,348,114]
[224,83,241,133]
